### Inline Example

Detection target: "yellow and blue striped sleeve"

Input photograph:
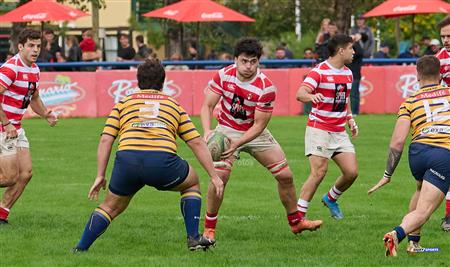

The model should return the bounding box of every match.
[177,105,200,142]
[102,104,121,138]
[397,98,411,120]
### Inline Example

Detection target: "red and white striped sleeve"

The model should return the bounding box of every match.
[0,62,17,89]
[207,70,223,96]
[301,69,321,92]
[256,80,276,113]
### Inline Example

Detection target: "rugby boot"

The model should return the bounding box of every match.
[0,219,8,225]
[187,235,215,251]
[291,219,323,234]
[321,194,343,220]
[383,230,399,257]
[406,241,423,255]
[441,215,450,232]
[203,227,216,242]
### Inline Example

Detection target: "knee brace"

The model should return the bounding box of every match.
[267,159,288,177]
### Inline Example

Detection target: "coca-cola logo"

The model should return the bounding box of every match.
[201,12,224,19]
[39,75,85,106]
[396,74,420,98]
[392,5,417,12]
[108,79,182,104]
[163,10,179,16]
[23,13,48,20]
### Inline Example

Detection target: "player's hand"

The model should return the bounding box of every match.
[88,176,107,200]
[204,130,214,142]
[368,177,390,195]
[310,93,324,104]
[221,138,238,159]
[46,110,58,127]
[4,123,17,139]
[211,175,224,198]
[348,119,359,138]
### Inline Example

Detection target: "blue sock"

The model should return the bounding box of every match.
[408,234,420,242]
[394,226,406,243]
[76,208,112,250]
[180,190,202,238]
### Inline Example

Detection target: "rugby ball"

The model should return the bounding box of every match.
[207,132,230,161]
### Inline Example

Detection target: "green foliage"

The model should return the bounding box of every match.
[58,0,106,11]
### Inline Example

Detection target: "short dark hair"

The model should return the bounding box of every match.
[135,35,144,43]
[304,47,313,53]
[17,28,41,46]
[437,16,450,31]
[327,34,353,57]
[234,37,263,59]
[137,59,165,90]
[416,55,440,80]
[44,29,54,35]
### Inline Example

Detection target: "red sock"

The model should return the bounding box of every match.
[446,199,450,217]
[287,211,302,226]
[205,212,218,229]
[0,207,9,220]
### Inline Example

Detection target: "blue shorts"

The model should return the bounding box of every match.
[408,143,450,194]
[109,150,190,196]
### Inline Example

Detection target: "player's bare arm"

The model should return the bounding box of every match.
[368,118,410,194]
[89,134,115,200]
[0,84,17,138]
[221,109,271,159]
[296,85,324,104]
[30,90,58,126]
[186,136,224,197]
[346,98,358,138]
[200,89,221,141]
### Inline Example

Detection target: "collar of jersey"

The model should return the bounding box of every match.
[140,89,161,93]
[420,84,440,91]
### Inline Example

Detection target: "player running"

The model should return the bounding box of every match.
[368,56,450,256]
[0,28,58,224]
[295,34,359,222]
[73,59,223,252]
[201,38,322,242]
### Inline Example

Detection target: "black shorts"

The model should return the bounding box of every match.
[109,150,190,196]
[409,143,450,194]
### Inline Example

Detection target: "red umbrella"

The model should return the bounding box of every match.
[143,0,255,22]
[0,0,89,22]
[364,0,450,17]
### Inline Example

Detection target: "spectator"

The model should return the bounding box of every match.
[430,39,441,54]
[207,49,217,60]
[117,33,136,61]
[165,52,189,71]
[348,33,365,115]
[65,35,82,71]
[219,52,233,61]
[274,46,288,59]
[300,47,315,68]
[398,43,421,58]
[350,15,375,58]
[280,42,294,59]
[135,35,152,60]
[315,18,330,45]
[43,29,62,63]
[80,30,100,62]
[373,42,390,59]
[315,21,338,62]
[421,36,434,55]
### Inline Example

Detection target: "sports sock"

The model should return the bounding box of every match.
[76,208,112,250]
[180,190,202,238]
[407,234,420,243]
[287,211,302,226]
[205,212,218,229]
[0,207,10,221]
[297,199,309,218]
[446,192,450,217]
[327,186,342,202]
[394,226,406,243]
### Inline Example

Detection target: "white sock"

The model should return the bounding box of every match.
[446,192,450,200]
[328,185,342,202]
[297,199,309,214]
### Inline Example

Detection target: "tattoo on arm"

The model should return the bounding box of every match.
[385,148,403,177]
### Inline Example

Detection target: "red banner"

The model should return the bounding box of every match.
[25,66,424,118]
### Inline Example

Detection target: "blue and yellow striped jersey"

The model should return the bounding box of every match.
[398,84,450,150]
[102,89,200,154]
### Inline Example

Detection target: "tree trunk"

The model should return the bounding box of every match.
[334,0,352,34]
[164,0,181,59]
[91,0,100,47]
[10,0,29,53]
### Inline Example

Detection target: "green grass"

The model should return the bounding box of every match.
[1,115,449,266]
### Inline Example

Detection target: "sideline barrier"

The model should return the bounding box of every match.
[26,65,418,118]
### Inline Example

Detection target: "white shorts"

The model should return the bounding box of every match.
[214,125,278,159]
[0,128,29,156]
[305,126,355,159]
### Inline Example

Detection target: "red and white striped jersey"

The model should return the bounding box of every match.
[302,61,352,132]
[0,54,40,131]
[208,64,276,132]
[435,48,450,86]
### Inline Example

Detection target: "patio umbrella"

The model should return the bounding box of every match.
[0,0,88,23]
[364,0,450,44]
[143,0,254,56]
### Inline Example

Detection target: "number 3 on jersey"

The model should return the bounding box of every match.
[423,99,450,122]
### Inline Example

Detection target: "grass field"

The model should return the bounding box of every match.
[1,115,449,266]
